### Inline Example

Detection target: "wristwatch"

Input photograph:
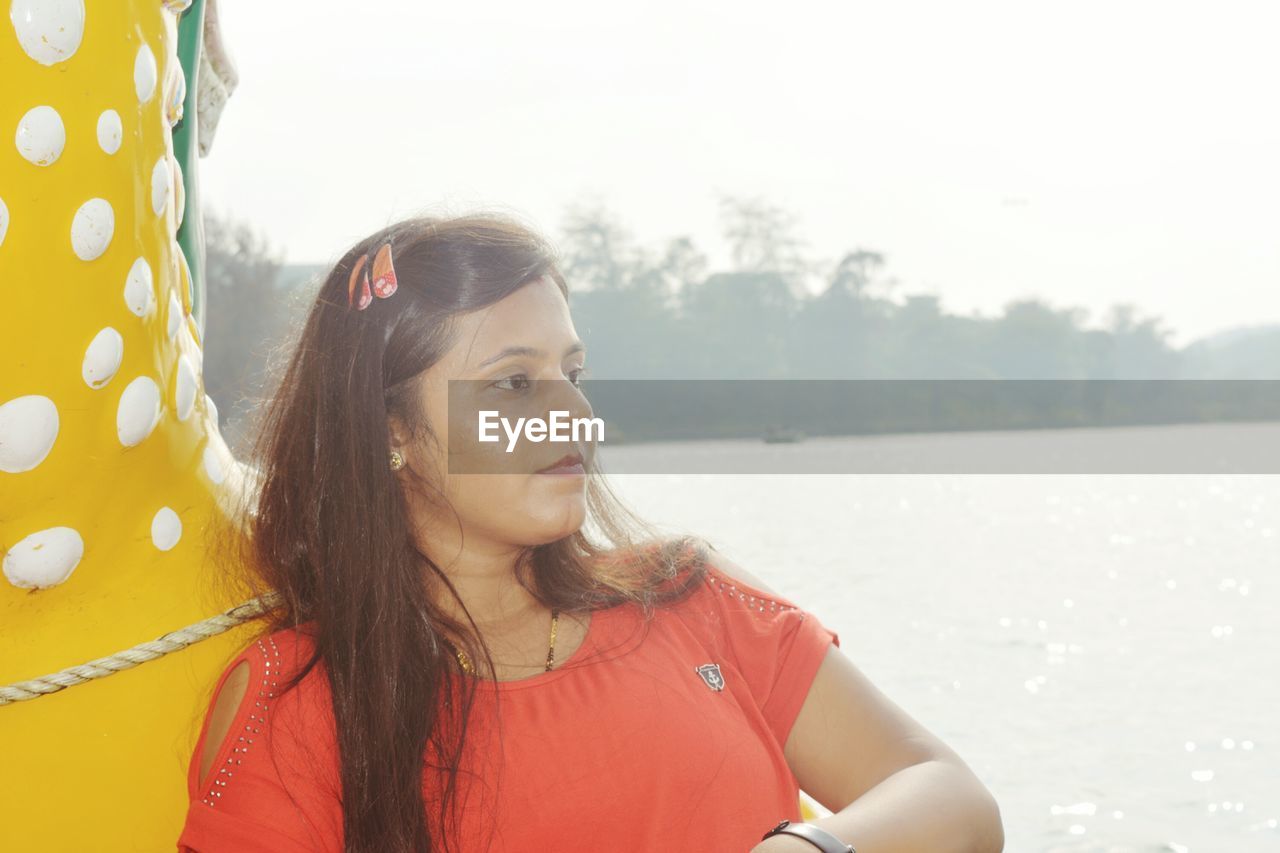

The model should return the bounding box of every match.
[761,819,856,853]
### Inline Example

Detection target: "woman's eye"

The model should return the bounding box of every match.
[494,374,531,391]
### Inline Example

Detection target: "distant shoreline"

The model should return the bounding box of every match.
[583,379,1280,446]
[594,419,1280,475]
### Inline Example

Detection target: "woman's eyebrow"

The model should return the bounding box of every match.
[477,342,584,369]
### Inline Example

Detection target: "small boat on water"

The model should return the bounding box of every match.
[762,427,806,444]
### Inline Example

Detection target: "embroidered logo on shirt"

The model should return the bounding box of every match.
[694,663,725,691]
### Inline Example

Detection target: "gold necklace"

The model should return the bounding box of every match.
[452,608,560,677]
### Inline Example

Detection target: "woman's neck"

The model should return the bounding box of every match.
[421,534,542,629]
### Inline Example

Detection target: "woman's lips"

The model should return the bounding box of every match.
[537,453,585,475]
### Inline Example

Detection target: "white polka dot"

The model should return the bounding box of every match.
[182,320,203,369]
[9,0,85,66]
[162,0,194,12]
[71,198,114,261]
[2,526,84,589]
[134,43,157,103]
[151,507,182,551]
[151,156,170,216]
[123,256,155,317]
[202,442,226,484]
[117,376,161,447]
[0,197,8,248]
[164,60,187,127]
[173,158,186,228]
[97,110,122,154]
[204,393,220,427]
[82,327,124,389]
[177,247,193,301]
[0,394,58,473]
[167,290,182,339]
[175,354,197,421]
[15,105,65,166]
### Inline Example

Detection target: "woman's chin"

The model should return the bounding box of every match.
[522,496,588,544]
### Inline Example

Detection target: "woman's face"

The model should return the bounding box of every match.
[394,274,594,556]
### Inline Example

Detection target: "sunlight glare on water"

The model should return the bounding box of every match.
[604,437,1279,852]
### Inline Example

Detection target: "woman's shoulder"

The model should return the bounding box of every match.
[181,620,342,848]
[185,620,339,814]
[654,541,810,616]
[192,621,333,785]
[654,541,840,659]
[255,620,321,667]
[234,622,336,739]
[656,545,843,748]
[222,620,327,702]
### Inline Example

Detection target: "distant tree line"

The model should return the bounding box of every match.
[202,200,1280,448]
[558,195,1279,380]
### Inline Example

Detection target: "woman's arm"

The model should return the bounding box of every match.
[764,644,1004,852]
[704,550,1004,853]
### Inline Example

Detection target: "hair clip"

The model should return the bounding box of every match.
[347,242,399,311]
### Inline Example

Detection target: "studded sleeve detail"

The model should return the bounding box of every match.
[699,561,841,747]
[178,628,342,852]
[706,571,797,615]
[197,636,281,809]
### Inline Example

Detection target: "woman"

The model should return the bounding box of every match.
[178,214,1003,852]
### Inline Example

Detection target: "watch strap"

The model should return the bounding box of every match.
[761,819,856,853]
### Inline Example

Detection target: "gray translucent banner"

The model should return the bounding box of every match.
[446,380,1280,474]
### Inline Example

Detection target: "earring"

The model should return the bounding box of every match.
[389,450,405,471]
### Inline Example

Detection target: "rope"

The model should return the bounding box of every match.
[0,591,282,707]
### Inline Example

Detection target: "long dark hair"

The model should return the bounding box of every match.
[209,212,707,852]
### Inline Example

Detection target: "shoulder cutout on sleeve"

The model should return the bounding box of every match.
[187,634,286,807]
[179,628,341,853]
[199,660,251,788]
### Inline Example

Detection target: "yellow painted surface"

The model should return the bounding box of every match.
[1,3,257,849]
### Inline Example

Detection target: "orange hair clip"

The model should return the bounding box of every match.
[347,242,399,310]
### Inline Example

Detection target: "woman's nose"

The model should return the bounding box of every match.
[545,376,593,422]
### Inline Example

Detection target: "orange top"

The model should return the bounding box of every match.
[176,561,840,852]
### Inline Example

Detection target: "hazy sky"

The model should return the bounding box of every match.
[203,0,1280,346]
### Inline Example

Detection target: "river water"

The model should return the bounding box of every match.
[602,430,1279,852]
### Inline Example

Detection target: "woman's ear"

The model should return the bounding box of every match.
[388,414,410,451]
